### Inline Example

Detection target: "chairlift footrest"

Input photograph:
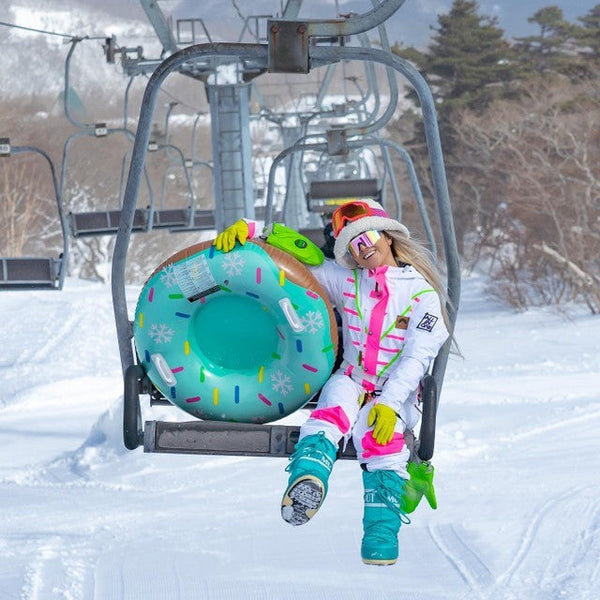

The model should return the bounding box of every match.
[143,419,357,459]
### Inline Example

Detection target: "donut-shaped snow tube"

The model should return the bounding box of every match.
[133,239,338,423]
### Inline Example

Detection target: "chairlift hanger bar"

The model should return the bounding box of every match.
[128,0,406,79]
[139,0,179,55]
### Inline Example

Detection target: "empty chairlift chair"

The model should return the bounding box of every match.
[0,140,69,290]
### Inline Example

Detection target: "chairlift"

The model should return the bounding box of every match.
[60,39,155,237]
[154,102,217,233]
[0,140,69,290]
[60,127,155,237]
[260,20,404,237]
[113,0,460,465]
[61,39,208,237]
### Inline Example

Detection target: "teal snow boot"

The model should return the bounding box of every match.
[361,470,409,565]
[281,432,337,526]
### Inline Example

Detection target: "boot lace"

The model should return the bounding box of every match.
[370,470,411,525]
[286,431,334,473]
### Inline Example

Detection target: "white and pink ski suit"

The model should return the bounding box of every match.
[302,259,449,477]
[246,221,449,478]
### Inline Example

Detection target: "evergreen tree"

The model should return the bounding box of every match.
[513,6,578,77]
[393,0,514,115]
[574,4,600,67]
[389,1,515,251]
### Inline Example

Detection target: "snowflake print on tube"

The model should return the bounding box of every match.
[271,369,294,396]
[159,264,178,288]
[149,323,174,344]
[301,310,325,334]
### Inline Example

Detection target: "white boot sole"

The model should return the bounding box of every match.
[281,477,325,526]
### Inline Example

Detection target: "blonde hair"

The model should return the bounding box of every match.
[384,230,453,332]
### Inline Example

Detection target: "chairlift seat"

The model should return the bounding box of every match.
[143,420,359,458]
[0,257,59,289]
[151,208,190,229]
[131,371,436,461]
[70,209,147,237]
[163,209,216,232]
[308,178,380,214]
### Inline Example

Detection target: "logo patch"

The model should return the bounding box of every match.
[416,313,438,332]
[395,316,409,330]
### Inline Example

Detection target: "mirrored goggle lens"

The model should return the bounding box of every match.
[348,230,381,255]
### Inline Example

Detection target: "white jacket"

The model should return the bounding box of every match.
[311,259,448,428]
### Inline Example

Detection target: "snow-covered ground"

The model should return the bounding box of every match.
[1,274,599,599]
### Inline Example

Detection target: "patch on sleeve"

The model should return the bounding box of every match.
[395,315,410,330]
[416,312,438,332]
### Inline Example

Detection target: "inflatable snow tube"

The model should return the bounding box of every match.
[133,239,338,423]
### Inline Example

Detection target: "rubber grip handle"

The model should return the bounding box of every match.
[278,297,304,332]
[151,353,177,386]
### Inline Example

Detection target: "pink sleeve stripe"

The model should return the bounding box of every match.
[246,221,256,238]
[385,334,405,341]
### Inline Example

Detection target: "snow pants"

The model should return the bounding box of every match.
[298,373,411,479]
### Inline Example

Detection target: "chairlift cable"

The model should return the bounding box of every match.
[0,19,105,41]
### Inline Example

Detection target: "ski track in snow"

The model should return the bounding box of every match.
[1,276,600,599]
[499,487,576,587]
[428,523,493,593]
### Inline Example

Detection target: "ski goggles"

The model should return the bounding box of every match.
[348,230,381,255]
[331,201,388,237]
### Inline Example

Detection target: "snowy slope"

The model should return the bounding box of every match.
[1,274,599,599]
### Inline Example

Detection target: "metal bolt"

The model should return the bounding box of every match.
[298,25,307,34]
[271,25,279,33]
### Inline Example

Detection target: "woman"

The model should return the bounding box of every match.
[214,199,450,565]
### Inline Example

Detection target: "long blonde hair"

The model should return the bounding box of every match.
[384,230,453,333]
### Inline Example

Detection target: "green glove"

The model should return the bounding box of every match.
[401,460,438,514]
[213,219,249,252]
[367,404,397,445]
